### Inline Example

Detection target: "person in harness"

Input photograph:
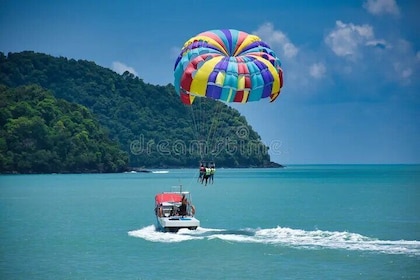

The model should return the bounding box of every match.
[209,163,215,184]
[198,163,206,182]
[201,164,211,186]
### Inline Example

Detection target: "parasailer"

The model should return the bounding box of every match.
[209,163,215,184]
[173,29,284,180]
[198,162,206,182]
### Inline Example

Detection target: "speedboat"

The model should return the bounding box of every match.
[154,188,199,232]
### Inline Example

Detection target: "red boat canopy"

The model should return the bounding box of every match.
[155,193,183,205]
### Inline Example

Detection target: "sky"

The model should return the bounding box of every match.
[1,0,419,164]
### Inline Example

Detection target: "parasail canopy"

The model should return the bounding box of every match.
[174,29,284,105]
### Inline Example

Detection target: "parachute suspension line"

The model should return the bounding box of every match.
[197,98,206,160]
[174,171,196,191]
[205,102,226,161]
[188,97,234,164]
[199,98,210,161]
[188,98,225,163]
[199,97,205,143]
[187,104,203,161]
[185,166,199,189]
[206,102,220,144]
[188,98,213,162]
[187,105,199,141]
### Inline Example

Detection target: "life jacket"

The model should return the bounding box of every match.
[205,168,211,176]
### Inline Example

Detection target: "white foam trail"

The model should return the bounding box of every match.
[128,225,420,255]
[253,227,420,255]
[128,225,204,243]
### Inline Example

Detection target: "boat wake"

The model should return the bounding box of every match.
[128,225,420,256]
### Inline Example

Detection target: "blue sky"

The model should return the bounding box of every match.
[1,0,419,164]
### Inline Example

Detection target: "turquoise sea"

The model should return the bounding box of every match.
[1,165,419,279]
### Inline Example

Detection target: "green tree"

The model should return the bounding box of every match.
[0,85,128,173]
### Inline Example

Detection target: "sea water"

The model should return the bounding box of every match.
[0,165,419,279]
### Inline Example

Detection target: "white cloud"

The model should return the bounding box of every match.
[393,62,413,84]
[253,23,298,59]
[324,20,418,86]
[363,0,400,16]
[365,39,388,49]
[401,68,412,79]
[112,61,138,76]
[390,39,419,84]
[325,21,388,59]
[309,63,326,79]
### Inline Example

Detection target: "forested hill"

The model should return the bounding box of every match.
[0,85,128,173]
[0,51,278,172]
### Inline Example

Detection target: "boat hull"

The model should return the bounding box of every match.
[156,216,200,232]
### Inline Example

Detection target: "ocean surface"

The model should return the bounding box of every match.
[0,165,419,279]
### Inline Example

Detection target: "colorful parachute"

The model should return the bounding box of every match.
[174,29,284,105]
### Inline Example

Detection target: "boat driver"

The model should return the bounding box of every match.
[178,196,188,216]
